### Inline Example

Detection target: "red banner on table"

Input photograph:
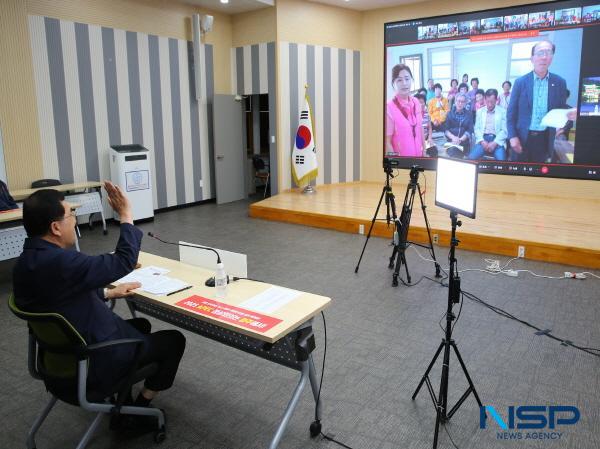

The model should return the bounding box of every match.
[174,295,282,333]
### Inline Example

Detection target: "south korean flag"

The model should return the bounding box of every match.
[292,94,318,186]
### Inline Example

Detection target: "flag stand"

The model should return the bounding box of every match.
[302,179,316,194]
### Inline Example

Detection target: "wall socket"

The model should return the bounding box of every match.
[433,233,439,244]
[518,245,525,258]
[358,224,365,235]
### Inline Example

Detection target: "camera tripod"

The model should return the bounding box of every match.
[412,211,483,449]
[355,161,441,287]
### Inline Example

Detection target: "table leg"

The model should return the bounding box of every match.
[126,299,138,318]
[268,362,309,449]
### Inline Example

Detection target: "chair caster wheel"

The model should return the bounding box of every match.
[154,426,166,443]
[392,277,398,287]
[309,420,321,438]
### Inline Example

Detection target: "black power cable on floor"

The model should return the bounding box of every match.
[443,423,461,449]
[312,311,355,449]
[423,275,600,358]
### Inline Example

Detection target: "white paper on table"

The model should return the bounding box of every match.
[138,266,170,276]
[117,266,190,295]
[540,109,569,129]
[118,266,170,283]
[239,286,302,313]
[141,277,190,296]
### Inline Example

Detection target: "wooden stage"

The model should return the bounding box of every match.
[249,181,600,269]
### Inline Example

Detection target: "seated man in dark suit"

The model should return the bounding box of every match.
[13,181,185,424]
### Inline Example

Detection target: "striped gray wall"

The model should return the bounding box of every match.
[230,42,278,195]
[28,15,215,213]
[279,42,360,190]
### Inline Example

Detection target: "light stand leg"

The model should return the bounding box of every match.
[412,341,444,402]
[447,341,483,419]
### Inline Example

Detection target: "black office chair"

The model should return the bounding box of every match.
[252,155,270,198]
[8,294,166,449]
[31,179,62,189]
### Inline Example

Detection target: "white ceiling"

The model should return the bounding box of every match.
[306,0,425,11]
[182,0,274,15]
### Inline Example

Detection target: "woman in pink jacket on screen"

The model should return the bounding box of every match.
[385,64,425,157]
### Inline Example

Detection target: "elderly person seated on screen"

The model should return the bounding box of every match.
[469,89,508,161]
[457,83,471,112]
[497,80,512,109]
[448,79,459,105]
[385,64,424,157]
[473,89,486,114]
[428,83,450,131]
[425,78,436,102]
[444,93,474,154]
[467,77,479,104]
[415,93,434,150]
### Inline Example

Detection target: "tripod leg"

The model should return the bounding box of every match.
[417,184,442,278]
[450,341,483,407]
[412,341,444,400]
[392,248,410,286]
[392,247,402,287]
[389,244,398,269]
[402,252,411,284]
[355,186,387,273]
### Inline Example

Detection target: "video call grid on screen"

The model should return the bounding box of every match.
[384,0,600,181]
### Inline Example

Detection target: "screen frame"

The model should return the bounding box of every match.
[435,158,479,219]
[383,0,600,181]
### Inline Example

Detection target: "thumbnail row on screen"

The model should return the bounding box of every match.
[417,5,600,41]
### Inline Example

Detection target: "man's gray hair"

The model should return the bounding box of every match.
[531,40,556,56]
[454,92,468,102]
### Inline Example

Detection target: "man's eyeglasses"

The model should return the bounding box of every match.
[534,49,554,57]
[55,211,77,222]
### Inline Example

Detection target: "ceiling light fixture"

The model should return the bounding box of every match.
[220,0,229,4]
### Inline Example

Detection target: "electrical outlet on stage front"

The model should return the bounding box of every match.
[518,246,525,258]
[433,234,439,244]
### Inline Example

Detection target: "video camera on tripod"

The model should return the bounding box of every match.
[409,165,424,182]
[355,160,441,286]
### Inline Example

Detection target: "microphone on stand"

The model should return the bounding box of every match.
[147,232,224,287]
[147,232,221,263]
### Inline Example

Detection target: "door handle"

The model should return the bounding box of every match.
[217,155,224,160]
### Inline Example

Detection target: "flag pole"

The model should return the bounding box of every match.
[302,83,316,194]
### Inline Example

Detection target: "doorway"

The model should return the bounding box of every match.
[245,94,271,198]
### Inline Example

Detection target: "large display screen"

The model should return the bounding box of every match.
[384,0,600,180]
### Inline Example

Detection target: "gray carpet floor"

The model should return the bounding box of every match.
[1,196,599,449]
